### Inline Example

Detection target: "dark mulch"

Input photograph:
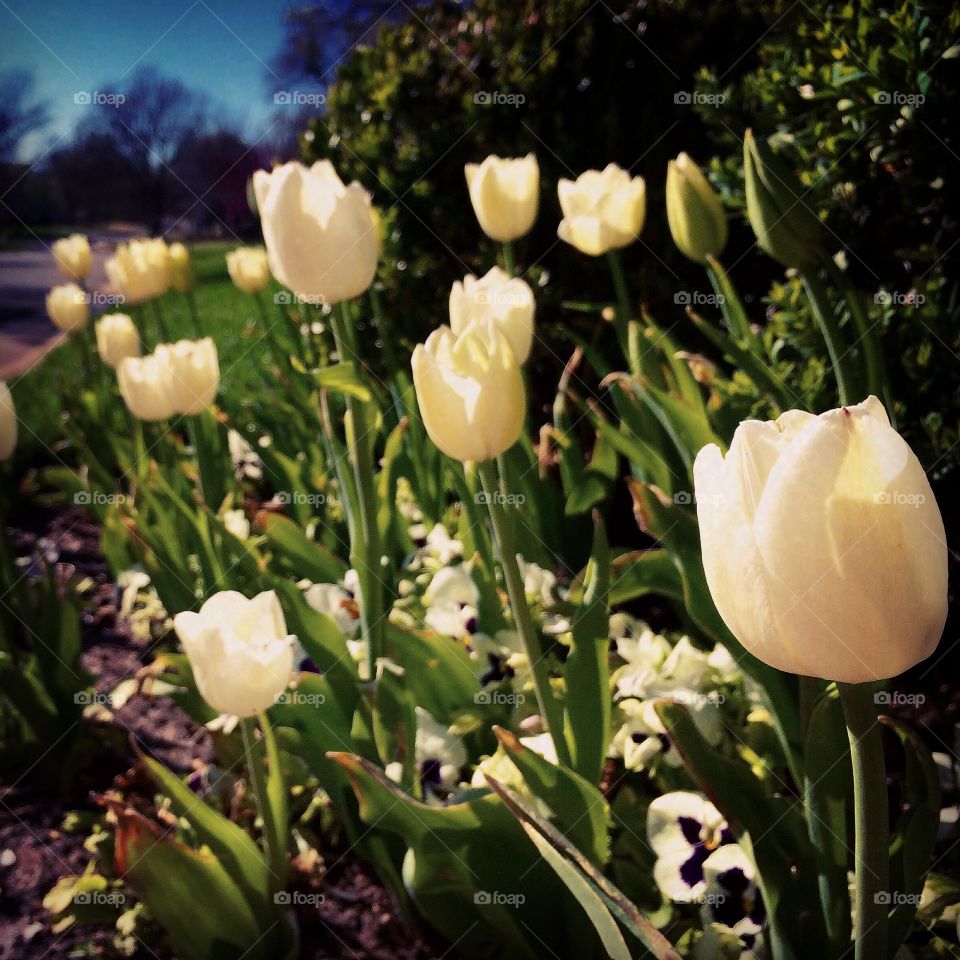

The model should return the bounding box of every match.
[0,506,439,960]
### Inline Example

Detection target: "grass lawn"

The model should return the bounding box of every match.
[10,241,292,465]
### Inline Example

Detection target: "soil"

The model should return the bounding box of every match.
[0,506,440,960]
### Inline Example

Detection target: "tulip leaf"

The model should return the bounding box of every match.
[371,663,419,791]
[656,700,827,959]
[112,805,293,960]
[484,774,682,960]
[608,549,684,605]
[494,726,609,865]
[881,715,940,956]
[137,750,274,913]
[328,752,587,959]
[313,361,372,400]
[802,685,852,950]
[260,512,347,584]
[562,515,611,785]
[383,623,477,725]
[190,407,231,511]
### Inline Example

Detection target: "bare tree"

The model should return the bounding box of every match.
[84,66,208,232]
[270,1,410,87]
[0,69,48,162]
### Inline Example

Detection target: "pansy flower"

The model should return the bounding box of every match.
[695,844,766,960]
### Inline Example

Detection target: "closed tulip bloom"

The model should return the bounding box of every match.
[95,313,140,368]
[449,266,535,363]
[666,153,728,263]
[464,154,539,242]
[105,238,171,304]
[52,233,92,281]
[0,381,17,460]
[693,396,948,682]
[557,164,646,256]
[252,160,378,305]
[226,247,271,295]
[117,353,177,421]
[743,130,823,270]
[173,590,295,718]
[411,323,525,462]
[156,338,220,415]
[45,283,89,332]
[167,242,195,293]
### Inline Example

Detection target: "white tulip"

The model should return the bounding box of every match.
[45,283,89,332]
[411,323,525,463]
[95,313,140,368]
[464,154,539,242]
[557,164,646,256]
[449,266,534,363]
[252,160,378,305]
[105,238,170,305]
[155,338,220,415]
[0,381,16,460]
[117,353,177,421]
[173,590,295,719]
[226,247,271,295]
[52,234,92,281]
[693,396,948,682]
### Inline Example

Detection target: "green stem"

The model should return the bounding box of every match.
[151,299,171,342]
[330,302,384,671]
[502,240,516,278]
[476,458,571,767]
[605,250,632,356]
[704,256,756,347]
[186,416,206,504]
[185,290,201,337]
[240,716,285,894]
[800,271,856,406]
[130,410,147,487]
[838,682,888,960]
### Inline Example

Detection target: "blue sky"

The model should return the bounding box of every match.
[0,0,313,159]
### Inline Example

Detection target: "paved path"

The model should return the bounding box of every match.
[0,230,138,381]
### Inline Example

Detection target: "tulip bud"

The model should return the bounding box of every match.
[557,164,646,256]
[117,353,177,421]
[155,338,220,415]
[693,396,948,682]
[95,313,141,368]
[411,323,525,462]
[464,154,539,242]
[666,153,728,263]
[173,590,295,718]
[105,238,171,304]
[45,283,89,332]
[743,130,823,269]
[0,381,17,460]
[226,247,271,295]
[52,233,92,281]
[449,266,535,363]
[167,242,195,293]
[252,160,378,305]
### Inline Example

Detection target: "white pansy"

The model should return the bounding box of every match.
[517,557,556,606]
[303,581,359,637]
[694,844,766,960]
[221,509,250,541]
[424,523,464,564]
